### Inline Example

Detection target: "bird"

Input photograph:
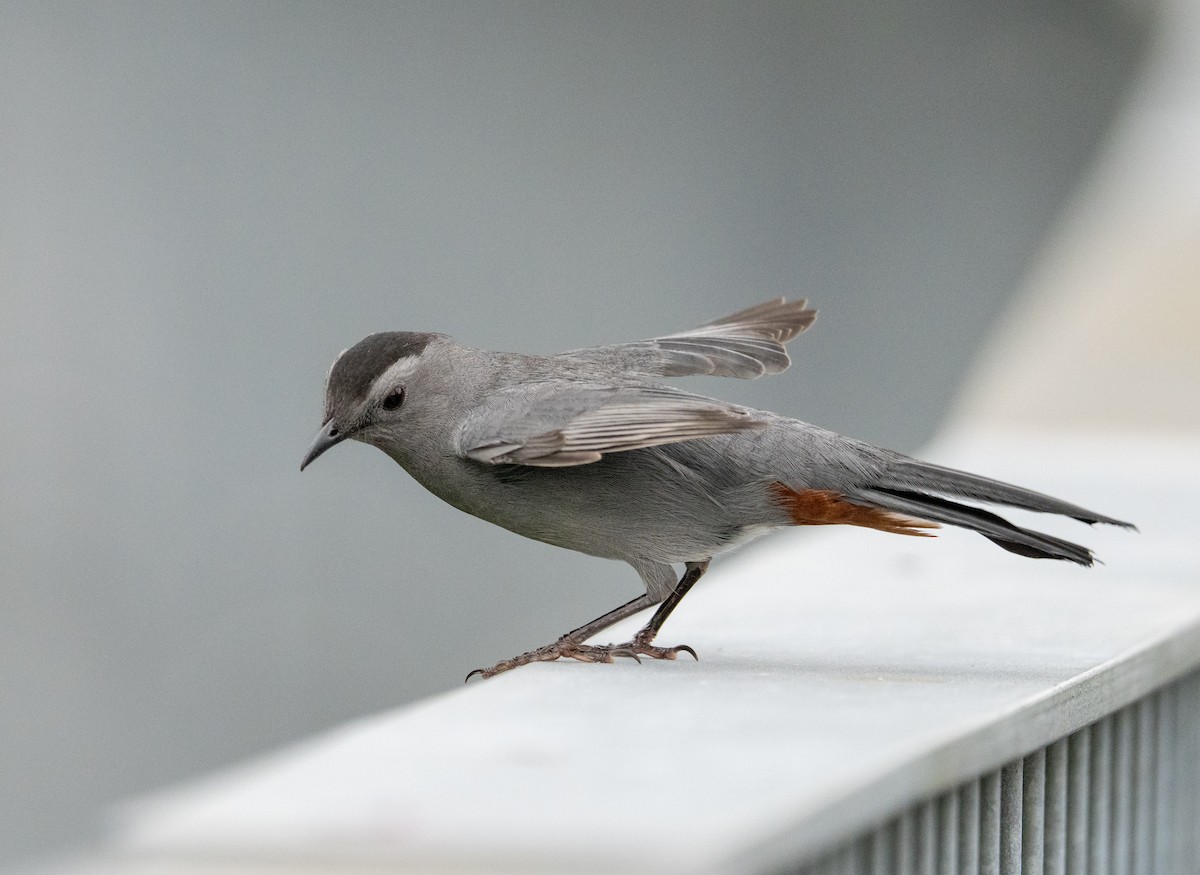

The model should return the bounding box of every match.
[301,298,1134,679]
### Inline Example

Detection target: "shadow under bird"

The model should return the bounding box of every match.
[301,299,1135,679]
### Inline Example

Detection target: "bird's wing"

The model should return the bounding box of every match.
[457,381,766,467]
[556,297,817,379]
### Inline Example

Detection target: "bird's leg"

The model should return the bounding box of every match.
[612,559,708,661]
[465,560,710,681]
[466,593,657,681]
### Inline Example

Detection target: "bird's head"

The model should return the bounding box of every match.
[301,331,444,471]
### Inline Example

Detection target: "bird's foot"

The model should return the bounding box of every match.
[465,632,697,681]
[609,630,698,665]
[466,636,624,681]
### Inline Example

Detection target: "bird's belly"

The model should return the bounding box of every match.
[397,446,783,563]
[451,474,770,564]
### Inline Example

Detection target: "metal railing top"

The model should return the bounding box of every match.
[95,431,1199,875]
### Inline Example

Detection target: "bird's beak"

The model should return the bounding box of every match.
[300,419,348,471]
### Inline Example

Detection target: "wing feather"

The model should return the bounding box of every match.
[557,297,817,379]
[458,382,766,467]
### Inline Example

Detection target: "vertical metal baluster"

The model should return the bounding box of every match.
[938,788,959,875]
[960,778,982,875]
[916,799,936,875]
[1045,736,1069,875]
[832,844,859,875]
[1090,715,1114,875]
[1172,676,1194,875]
[871,821,896,875]
[897,810,917,875]
[1112,705,1135,875]
[1133,694,1156,874]
[854,835,875,875]
[845,836,871,875]
[1000,759,1024,875]
[810,849,834,875]
[1178,674,1200,871]
[1154,685,1176,875]
[981,770,1002,875]
[1023,747,1047,875]
[1066,726,1091,875]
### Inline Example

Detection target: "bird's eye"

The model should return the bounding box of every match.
[382,387,405,411]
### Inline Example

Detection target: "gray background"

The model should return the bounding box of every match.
[1,1,1144,866]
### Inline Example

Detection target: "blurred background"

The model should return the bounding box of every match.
[0,0,1164,867]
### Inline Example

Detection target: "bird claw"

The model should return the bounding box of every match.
[465,636,698,681]
[674,644,699,661]
[621,640,698,662]
[608,646,640,663]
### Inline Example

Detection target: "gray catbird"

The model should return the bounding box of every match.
[302,299,1134,678]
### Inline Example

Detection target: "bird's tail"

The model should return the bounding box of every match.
[846,457,1136,567]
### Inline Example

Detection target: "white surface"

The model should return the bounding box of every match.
[100,432,1198,874]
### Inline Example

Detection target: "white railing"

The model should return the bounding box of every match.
[796,676,1200,875]
[74,431,1199,874]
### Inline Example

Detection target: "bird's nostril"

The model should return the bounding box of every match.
[328,427,339,437]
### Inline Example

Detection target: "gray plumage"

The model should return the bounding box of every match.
[560,297,816,378]
[302,298,1135,677]
[460,383,765,466]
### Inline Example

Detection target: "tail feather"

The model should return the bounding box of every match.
[881,458,1136,529]
[854,486,1099,566]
